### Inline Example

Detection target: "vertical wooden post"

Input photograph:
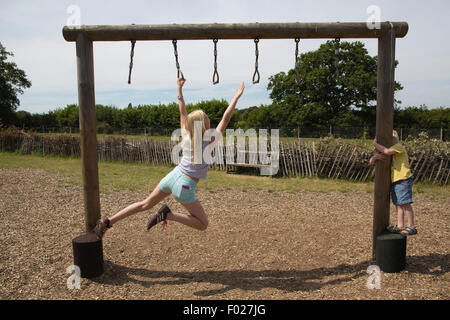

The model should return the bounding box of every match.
[373,26,396,258]
[76,33,101,232]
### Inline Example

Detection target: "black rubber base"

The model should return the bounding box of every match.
[72,232,104,278]
[375,231,407,273]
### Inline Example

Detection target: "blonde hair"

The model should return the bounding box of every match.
[184,109,207,163]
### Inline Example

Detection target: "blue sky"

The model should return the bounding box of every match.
[1,0,449,114]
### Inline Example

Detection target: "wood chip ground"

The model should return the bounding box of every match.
[0,168,448,300]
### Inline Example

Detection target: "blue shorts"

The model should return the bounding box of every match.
[391,176,414,206]
[159,166,198,204]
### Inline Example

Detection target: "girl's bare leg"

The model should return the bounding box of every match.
[109,185,169,226]
[167,200,208,231]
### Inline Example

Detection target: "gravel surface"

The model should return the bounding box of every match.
[0,168,448,300]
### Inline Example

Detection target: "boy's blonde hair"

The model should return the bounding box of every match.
[393,130,399,140]
[184,109,207,163]
[392,130,399,145]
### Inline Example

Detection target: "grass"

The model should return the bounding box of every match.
[0,151,448,198]
[0,151,172,194]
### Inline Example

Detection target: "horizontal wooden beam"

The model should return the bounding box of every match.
[63,22,408,42]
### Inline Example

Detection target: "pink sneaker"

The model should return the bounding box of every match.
[147,205,171,231]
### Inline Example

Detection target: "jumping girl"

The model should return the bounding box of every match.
[93,78,245,237]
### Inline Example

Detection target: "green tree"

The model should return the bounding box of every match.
[186,99,229,127]
[428,107,450,128]
[96,104,116,125]
[54,104,79,128]
[0,43,31,126]
[395,105,450,129]
[267,41,402,127]
[15,110,33,128]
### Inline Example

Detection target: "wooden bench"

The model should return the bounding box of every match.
[225,150,278,176]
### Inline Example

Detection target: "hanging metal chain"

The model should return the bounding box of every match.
[172,39,185,80]
[252,38,260,84]
[334,38,340,82]
[295,38,300,84]
[212,38,219,85]
[127,40,136,84]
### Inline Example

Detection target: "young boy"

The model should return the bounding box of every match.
[369,130,417,236]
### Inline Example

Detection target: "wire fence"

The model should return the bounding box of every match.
[1,129,448,185]
[28,126,448,141]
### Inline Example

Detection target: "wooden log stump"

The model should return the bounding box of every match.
[72,232,104,278]
[375,231,407,273]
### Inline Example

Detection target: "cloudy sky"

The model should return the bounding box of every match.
[1,0,449,114]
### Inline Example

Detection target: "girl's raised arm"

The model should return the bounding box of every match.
[216,82,245,134]
[177,78,187,130]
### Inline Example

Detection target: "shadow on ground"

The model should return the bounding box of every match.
[91,253,449,297]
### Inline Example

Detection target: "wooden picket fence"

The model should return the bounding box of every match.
[279,141,449,185]
[1,130,448,185]
[279,141,375,180]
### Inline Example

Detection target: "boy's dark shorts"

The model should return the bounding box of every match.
[391,176,414,206]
